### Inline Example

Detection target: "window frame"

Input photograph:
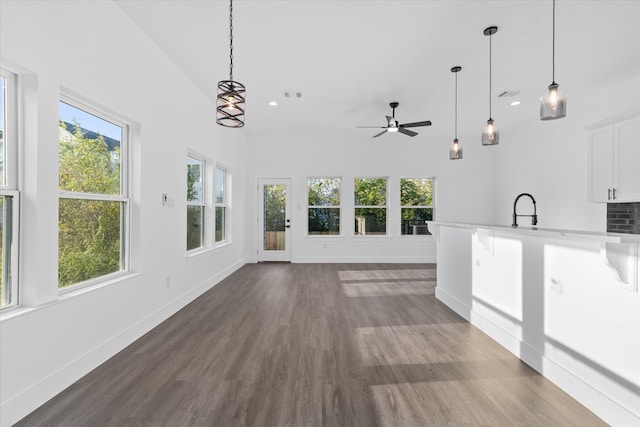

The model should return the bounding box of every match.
[353,176,389,236]
[214,164,230,245]
[400,176,435,237]
[0,67,20,310]
[58,94,131,291]
[186,152,207,253]
[306,176,342,237]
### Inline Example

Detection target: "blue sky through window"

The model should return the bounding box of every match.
[59,101,121,141]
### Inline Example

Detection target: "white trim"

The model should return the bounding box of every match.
[292,255,435,263]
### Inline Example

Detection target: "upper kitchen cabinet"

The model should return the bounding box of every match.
[588,114,640,203]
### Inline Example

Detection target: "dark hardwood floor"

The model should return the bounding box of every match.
[16,263,606,426]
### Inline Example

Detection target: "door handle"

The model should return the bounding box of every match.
[612,188,617,200]
[608,188,612,200]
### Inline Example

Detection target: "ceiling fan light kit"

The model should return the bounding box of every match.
[216,0,246,128]
[540,0,567,120]
[481,26,499,146]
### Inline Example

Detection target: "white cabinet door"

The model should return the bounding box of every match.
[615,117,640,202]
[588,126,614,202]
[588,115,640,203]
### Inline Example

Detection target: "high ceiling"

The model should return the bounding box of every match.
[114,0,640,141]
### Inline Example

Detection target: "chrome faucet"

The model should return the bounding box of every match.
[512,193,537,227]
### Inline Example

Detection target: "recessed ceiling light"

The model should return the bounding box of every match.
[268,101,278,106]
[510,100,521,106]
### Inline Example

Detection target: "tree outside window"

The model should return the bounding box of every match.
[58,100,127,288]
[401,178,433,235]
[187,155,205,251]
[354,177,387,235]
[308,178,340,235]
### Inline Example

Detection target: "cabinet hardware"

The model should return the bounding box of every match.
[608,188,612,200]
[612,188,617,200]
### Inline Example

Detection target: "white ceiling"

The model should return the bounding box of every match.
[114,0,640,141]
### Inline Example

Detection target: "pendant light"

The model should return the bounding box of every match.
[216,0,246,128]
[540,0,566,120]
[449,66,463,160]
[482,26,499,146]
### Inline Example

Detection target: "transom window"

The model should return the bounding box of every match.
[307,177,341,235]
[187,154,205,251]
[0,68,20,308]
[400,177,434,235]
[354,177,388,236]
[58,98,129,288]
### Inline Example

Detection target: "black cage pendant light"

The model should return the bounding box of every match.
[449,66,463,160]
[216,0,246,128]
[482,26,499,146]
[540,0,566,120]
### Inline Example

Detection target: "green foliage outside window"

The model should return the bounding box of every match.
[401,178,433,235]
[308,178,340,235]
[354,178,387,235]
[58,121,122,287]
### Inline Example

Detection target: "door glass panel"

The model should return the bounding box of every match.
[263,184,286,251]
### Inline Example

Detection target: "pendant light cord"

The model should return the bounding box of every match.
[489,32,492,119]
[454,71,458,139]
[552,0,555,84]
[229,0,234,81]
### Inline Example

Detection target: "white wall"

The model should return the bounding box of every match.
[0,2,249,425]
[247,133,495,263]
[494,75,640,232]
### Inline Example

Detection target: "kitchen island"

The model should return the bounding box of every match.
[429,222,640,426]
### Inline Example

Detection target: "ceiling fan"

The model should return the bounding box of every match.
[357,102,431,138]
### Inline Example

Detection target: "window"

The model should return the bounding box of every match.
[187,154,205,251]
[214,166,228,243]
[400,178,434,235]
[354,177,387,236]
[58,98,129,288]
[307,177,340,235]
[0,68,19,308]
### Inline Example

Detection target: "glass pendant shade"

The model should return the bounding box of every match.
[482,118,499,145]
[540,83,566,120]
[216,80,246,127]
[482,26,499,146]
[449,66,463,160]
[449,139,463,160]
[540,0,566,120]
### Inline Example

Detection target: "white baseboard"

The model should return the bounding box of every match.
[434,287,470,321]
[1,258,247,427]
[436,286,639,426]
[291,255,436,263]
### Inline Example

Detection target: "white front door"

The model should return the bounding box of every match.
[257,178,292,262]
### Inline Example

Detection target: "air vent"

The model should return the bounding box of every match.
[283,91,302,99]
[497,90,520,98]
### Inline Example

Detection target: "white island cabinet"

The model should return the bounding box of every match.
[430,222,640,426]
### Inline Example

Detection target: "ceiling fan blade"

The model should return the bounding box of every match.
[400,120,432,128]
[398,127,418,137]
[372,129,388,138]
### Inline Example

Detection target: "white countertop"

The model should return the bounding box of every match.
[429,221,640,243]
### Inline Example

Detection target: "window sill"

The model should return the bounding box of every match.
[304,235,344,241]
[59,271,142,300]
[186,243,232,264]
[1,271,142,322]
[352,235,393,241]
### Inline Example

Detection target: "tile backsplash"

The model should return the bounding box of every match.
[607,202,640,234]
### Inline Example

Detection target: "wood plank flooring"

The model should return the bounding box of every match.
[16,263,606,426]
